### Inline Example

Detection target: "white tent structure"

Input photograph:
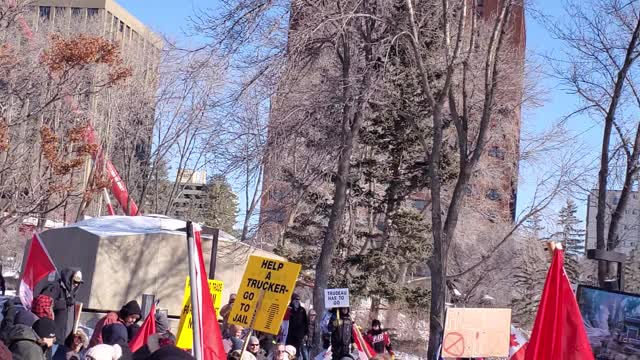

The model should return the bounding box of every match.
[36,216,284,316]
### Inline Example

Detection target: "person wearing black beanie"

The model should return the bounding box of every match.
[89,300,142,348]
[7,318,57,360]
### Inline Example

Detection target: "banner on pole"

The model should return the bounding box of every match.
[324,288,350,308]
[176,277,224,349]
[228,255,301,335]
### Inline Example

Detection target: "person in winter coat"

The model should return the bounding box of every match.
[302,310,316,360]
[0,298,38,343]
[102,323,133,360]
[154,312,176,345]
[85,344,123,360]
[53,329,89,360]
[285,294,308,359]
[223,325,244,353]
[90,301,141,347]
[40,268,83,341]
[8,318,57,360]
[248,336,267,360]
[32,295,55,320]
[219,294,236,338]
[328,308,354,360]
[364,320,393,357]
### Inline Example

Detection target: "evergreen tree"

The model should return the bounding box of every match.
[557,199,586,258]
[202,175,239,234]
[524,212,544,238]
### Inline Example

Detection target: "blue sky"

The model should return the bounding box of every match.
[117,0,600,232]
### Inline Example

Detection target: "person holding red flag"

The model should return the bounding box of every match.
[19,234,56,311]
[129,303,157,352]
[524,242,594,360]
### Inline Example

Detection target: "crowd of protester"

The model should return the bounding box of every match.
[0,269,394,360]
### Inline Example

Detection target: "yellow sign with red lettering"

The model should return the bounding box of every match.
[228,255,301,335]
[176,277,223,349]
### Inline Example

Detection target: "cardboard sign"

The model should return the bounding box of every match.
[176,277,224,349]
[228,255,301,335]
[441,308,511,358]
[324,288,349,308]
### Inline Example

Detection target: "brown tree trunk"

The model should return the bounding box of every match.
[596,16,640,286]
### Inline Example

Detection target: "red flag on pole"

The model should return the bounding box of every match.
[129,303,157,352]
[19,234,56,309]
[352,325,375,360]
[524,247,594,360]
[194,229,226,360]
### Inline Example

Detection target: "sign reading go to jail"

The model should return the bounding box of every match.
[176,277,223,349]
[228,255,301,335]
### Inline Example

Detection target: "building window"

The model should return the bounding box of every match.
[71,7,83,17]
[488,146,505,160]
[55,7,66,17]
[39,6,51,20]
[87,8,99,17]
[413,200,427,211]
[613,196,620,205]
[486,189,500,201]
[119,20,124,32]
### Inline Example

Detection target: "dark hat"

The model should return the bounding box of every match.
[102,323,128,345]
[119,300,142,319]
[32,318,57,339]
[292,293,301,300]
[146,345,195,360]
[372,319,381,327]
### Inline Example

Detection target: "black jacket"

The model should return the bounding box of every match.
[7,324,49,360]
[0,299,38,344]
[329,317,354,360]
[286,305,309,345]
[40,268,80,341]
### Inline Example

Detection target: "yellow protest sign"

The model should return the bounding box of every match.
[176,277,224,349]
[228,255,301,335]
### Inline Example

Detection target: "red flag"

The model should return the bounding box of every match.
[129,303,157,352]
[524,249,594,360]
[19,234,56,309]
[352,325,375,360]
[194,230,226,360]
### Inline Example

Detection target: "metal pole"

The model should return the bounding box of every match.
[187,221,203,360]
[209,228,219,279]
[141,294,155,318]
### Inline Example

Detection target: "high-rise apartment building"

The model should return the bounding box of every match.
[258,1,526,246]
[586,190,640,256]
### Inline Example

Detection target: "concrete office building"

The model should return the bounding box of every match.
[29,0,162,52]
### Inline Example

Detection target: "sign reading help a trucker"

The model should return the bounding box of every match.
[176,277,223,349]
[324,288,349,308]
[228,255,301,335]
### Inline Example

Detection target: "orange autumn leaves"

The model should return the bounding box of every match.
[40,34,132,84]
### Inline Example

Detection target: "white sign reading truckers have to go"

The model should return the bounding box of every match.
[324,288,350,308]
